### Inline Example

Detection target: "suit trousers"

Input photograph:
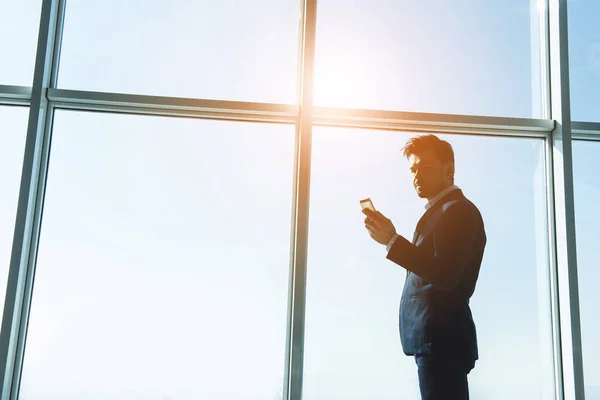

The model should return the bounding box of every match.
[415,353,474,400]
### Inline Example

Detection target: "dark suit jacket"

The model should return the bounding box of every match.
[386,188,486,364]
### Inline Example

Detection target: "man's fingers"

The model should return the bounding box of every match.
[375,211,389,222]
[362,208,375,218]
[364,209,387,222]
[365,217,379,230]
[366,225,377,238]
[365,214,389,229]
[362,208,390,226]
[363,209,392,245]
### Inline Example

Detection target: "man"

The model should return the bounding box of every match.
[363,134,486,400]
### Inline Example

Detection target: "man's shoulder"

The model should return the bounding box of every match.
[440,192,483,222]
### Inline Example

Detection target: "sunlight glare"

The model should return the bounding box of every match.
[314,41,381,107]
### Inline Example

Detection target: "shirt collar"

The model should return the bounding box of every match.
[425,185,460,210]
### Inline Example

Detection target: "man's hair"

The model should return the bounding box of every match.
[401,134,455,181]
[401,134,454,165]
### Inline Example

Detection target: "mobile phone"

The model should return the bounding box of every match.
[360,198,376,212]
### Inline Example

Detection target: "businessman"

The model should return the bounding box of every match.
[363,134,486,400]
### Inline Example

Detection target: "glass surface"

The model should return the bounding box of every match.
[57,0,300,104]
[19,111,295,400]
[314,0,544,118]
[302,128,554,399]
[573,140,600,400]
[0,106,29,325]
[568,0,600,122]
[0,0,43,86]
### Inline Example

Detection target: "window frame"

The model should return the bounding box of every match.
[0,0,596,399]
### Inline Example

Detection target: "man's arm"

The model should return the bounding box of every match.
[386,201,482,292]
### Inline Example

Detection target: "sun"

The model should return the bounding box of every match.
[313,40,375,108]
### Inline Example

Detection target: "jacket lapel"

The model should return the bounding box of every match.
[412,229,420,244]
[405,189,464,278]
[412,189,464,246]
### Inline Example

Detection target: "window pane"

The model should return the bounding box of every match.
[20,112,295,400]
[303,128,554,399]
[0,0,43,86]
[314,0,543,118]
[573,140,600,399]
[0,106,29,324]
[57,1,300,104]
[568,0,600,122]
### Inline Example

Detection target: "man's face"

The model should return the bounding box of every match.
[408,150,451,199]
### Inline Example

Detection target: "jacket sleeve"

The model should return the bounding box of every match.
[386,201,482,292]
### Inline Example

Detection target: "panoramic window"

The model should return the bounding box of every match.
[573,140,600,399]
[568,0,600,122]
[314,0,544,118]
[0,0,42,86]
[1,1,596,399]
[302,128,554,400]
[57,0,300,104]
[0,106,29,326]
[19,111,296,400]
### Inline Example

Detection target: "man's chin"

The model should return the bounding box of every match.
[415,188,428,198]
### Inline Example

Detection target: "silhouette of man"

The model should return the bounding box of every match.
[363,134,486,400]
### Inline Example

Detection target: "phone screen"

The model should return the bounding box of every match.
[360,198,375,211]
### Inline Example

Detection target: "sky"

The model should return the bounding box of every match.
[0,0,599,399]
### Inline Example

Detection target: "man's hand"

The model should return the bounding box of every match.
[363,208,397,245]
